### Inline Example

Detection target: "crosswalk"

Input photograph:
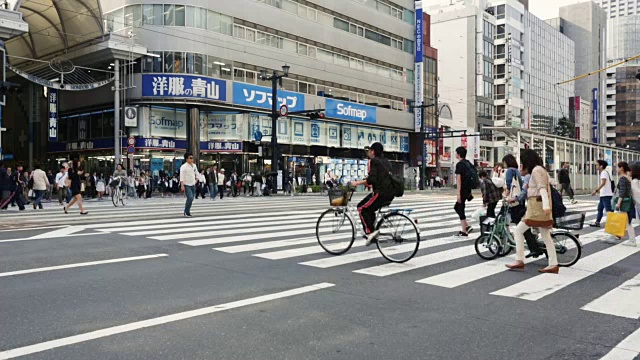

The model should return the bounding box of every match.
[4,193,640,358]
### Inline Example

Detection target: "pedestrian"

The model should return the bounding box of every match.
[479,170,501,218]
[46,170,55,201]
[96,174,106,201]
[454,146,475,237]
[90,172,97,199]
[207,166,218,200]
[629,162,640,247]
[590,160,614,228]
[31,163,50,210]
[502,154,523,201]
[559,162,577,204]
[506,149,559,274]
[179,152,198,217]
[196,171,207,199]
[614,162,635,242]
[137,172,147,199]
[11,165,26,210]
[64,160,88,215]
[0,162,11,210]
[217,168,226,199]
[54,164,68,205]
[324,169,336,189]
[243,173,252,196]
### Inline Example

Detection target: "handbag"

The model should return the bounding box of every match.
[507,172,521,208]
[523,171,553,228]
[612,196,634,213]
[28,189,34,198]
[605,211,628,238]
[491,177,505,188]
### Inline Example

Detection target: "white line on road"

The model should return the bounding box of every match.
[215,237,319,253]
[599,326,640,360]
[28,225,86,239]
[0,254,169,278]
[0,282,335,359]
[581,272,640,319]
[0,233,107,244]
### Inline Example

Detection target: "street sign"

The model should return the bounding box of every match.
[2,154,13,160]
[127,137,135,146]
[127,145,135,154]
[124,107,138,127]
[279,104,289,117]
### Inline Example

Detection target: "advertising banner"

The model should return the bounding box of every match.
[386,131,399,152]
[342,125,357,148]
[399,132,410,153]
[310,120,326,146]
[291,118,309,145]
[48,89,58,141]
[592,88,599,144]
[142,74,227,101]
[277,117,290,144]
[206,113,242,140]
[150,107,187,139]
[327,124,340,148]
[326,99,376,124]
[233,82,305,112]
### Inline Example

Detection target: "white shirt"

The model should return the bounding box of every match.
[55,171,67,188]
[31,169,50,191]
[600,170,614,197]
[198,173,206,184]
[632,179,640,206]
[180,163,199,186]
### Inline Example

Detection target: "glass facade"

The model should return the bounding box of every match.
[615,66,640,148]
[607,15,640,64]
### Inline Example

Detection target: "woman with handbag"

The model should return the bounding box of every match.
[613,162,635,242]
[506,149,559,274]
[63,160,88,215]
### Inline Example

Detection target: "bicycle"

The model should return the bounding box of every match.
[474,200,584,267]
[316,187,420,263]
[111,178,128,207]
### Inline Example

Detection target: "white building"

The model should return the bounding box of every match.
[594,0,640,18]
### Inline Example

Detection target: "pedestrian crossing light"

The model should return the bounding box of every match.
[309,112,325,120]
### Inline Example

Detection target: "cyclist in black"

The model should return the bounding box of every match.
[350,142,395,246]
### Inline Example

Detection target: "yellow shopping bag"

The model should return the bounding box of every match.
[605,212,628,238]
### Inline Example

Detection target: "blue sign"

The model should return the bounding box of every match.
[142,74,227,101]
[325,99,377,124]
[415,3,423,62]
[48,89,58,141]
[201,141,243,152]
[136,137,187,150]
[254,130,263,142]
[400,134,410,153]
[233,83,305,112]
[592,88,599,144]
[47,138,126,153]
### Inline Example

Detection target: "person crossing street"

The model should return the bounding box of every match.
[180,153,198,217]
[559,162,577,204]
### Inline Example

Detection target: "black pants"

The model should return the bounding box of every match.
[454,191,471,220]
[218,185,224,199]
[486,202,498,218]
[561,182,574,200]
[357,192,393,235]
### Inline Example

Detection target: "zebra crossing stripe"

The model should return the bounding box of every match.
[215,237,319,253]
[581,271,640,319]
[599,326,640,360]
[491,242,640,301]
[125,218,315,237]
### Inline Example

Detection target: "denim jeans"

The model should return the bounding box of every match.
[184,185,195,215]
[597,196,613,223]
[34,190,45,209]
[208,184,217,200]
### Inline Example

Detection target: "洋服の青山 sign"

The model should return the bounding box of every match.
[325,99,376,124]
[142,74,227,101]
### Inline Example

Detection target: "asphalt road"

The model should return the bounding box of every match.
[0,193,639,360]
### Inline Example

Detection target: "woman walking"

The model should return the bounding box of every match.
[629,162,640,247]
[614,162,635,242]
[506,149,558,274]
[64,160,88,215]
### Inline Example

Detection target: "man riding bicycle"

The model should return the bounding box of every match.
[350,142,395,246]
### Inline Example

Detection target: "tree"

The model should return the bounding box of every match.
[555,117,575,138]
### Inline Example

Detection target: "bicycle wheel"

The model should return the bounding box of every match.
[474,234,503,260]
[111,188,120,207]
[316,208,355,255]
[376,213,420,263]
[549,232,581,267]
[120,191,127,206]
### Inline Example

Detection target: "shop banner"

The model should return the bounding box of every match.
[206,113,242,140]
[310,120,326,146]
[291,118,309,145]
[399,132,410,153]
[47,138,126,153]
[327,124,340,148]
[326,99,376,124]
[386,131,399,152]
[150,107,187,139]
[233,82,305,112]
[78,118,87,140]
[142,74,227,102]
[48,89,58,141]
[342,125,357,149]
[200,141,243,152]
[277,117,290,144]
[136,137,186,150]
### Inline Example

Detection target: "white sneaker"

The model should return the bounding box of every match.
[622,240,637,247]
[365,230,380,246]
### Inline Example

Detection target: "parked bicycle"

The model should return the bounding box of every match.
[316,187,420,263]
[474,201,584,267]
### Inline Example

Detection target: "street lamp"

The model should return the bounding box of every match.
[409,100,436,190]
[259,64,290,194]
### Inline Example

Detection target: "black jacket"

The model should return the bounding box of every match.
[0,168,9,192]
[366,157,393,194]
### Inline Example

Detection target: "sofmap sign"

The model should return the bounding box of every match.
[233,83,305,112]
[142,74,227,101]
[48,89,58,141]
[326,99,376,124]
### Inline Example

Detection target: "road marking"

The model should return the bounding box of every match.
[416,228,606,288]
[0,225,67,233]
[0,282,335,359]
[491,242,640,301]
[215,237,318,253]
[581,272,640,319]
[28,225,86,239]
[600,326,640,360]
[0,233,106,244]
[353,245,476,277]
[0,254,169,278]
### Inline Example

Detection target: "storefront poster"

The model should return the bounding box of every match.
[325,99,376,124]
[342,125,357,149]
[200,141,243,152]
[150,107,187,139]
[291,118,309,145]
[386,131,399,152]
[399,133,410,153]
[277,117,290,144]
[150,158,164,177]
[142,74,227,102]
[310,120,326,146]
[206,113,242,140]
[233,82,305,112]
[249,114,271,143]
[327,124,340,148]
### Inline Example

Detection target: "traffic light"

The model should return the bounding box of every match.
[309,112,325,120]
[0,81,21,96]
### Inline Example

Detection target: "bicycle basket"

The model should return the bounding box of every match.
[328,188,349,207]
[480,216,496,235]
[554,211,586,230]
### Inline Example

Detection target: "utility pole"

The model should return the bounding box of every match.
[259,64,290,194]
[114,59,121,166]
[409,100,435,190]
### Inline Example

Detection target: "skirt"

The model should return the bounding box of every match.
[96,182,106,192]
[523,197,553,228]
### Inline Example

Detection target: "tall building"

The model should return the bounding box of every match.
[594,0,640,18]
[546,2,607,144]
[614,65,640,149]
[15,0,427,178]
[606,67,617,146]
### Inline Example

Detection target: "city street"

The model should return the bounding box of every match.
[0,193,639,359]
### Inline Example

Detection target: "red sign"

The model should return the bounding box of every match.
[461,134,468,148]
[438,127,444,156]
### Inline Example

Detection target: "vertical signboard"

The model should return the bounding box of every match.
[414,1,424,133]
[48,89,58,141]
[592,88,599,144]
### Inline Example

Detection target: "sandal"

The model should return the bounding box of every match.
[80,211,88,215]
[63,207,67,214]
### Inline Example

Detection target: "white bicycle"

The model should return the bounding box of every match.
[111,178,128,207]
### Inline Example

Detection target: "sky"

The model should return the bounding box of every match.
[528,0,595,20]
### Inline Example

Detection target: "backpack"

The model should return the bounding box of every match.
[462,160,479,189]
[550,186,566,219]
[389,173,404,197]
